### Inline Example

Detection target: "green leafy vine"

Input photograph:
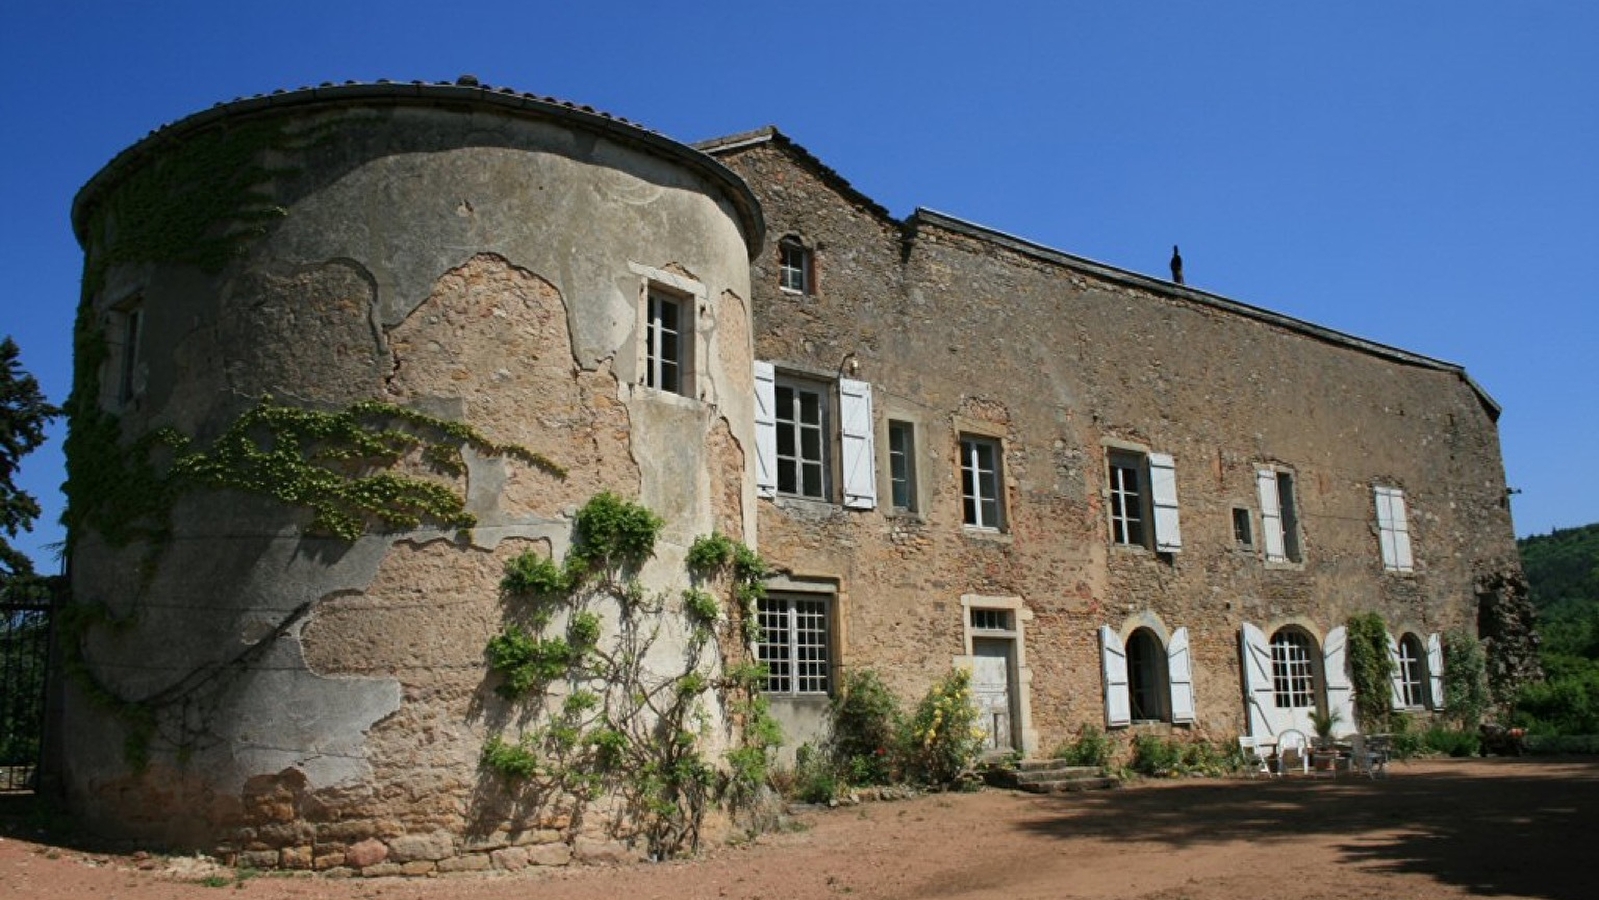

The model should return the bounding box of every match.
[482,497,780,858]
[1345,612,1396,732]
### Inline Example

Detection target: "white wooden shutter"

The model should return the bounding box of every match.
[1149,452,1182,553]
[1376,487,1415,572]
[1427,632,1446,710]
[838,378,876,510]
[1387,631,1406,709]
[1323,625,1356,735]
[753,361,777,499]
[1391,490,1414,571]
[1240,623,1281,738]
[1257,470,1286,562]
[1168,626,1195,724]
[1100,625,1131,728]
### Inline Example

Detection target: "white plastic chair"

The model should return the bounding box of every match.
[1238,736,1274,777]
[1276,729,1310,775]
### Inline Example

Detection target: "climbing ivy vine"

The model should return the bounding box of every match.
[59,371,562,767]
[482,493,781,858]
[1345,612,1396,732]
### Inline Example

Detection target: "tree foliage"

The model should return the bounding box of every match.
[1512,525,1599,735]
[0,336,60,582]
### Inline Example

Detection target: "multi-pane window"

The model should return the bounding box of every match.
[969,608,1012,632]
[645,290,686,395]
[1397,633,1426,708]
[779,238,812,294]
[1108,452,1147,546]
[960,435,1004,530]
[888,420,917,512]
[776,379,829,499]
[757,595,830,695]
[1270,629,1316,709]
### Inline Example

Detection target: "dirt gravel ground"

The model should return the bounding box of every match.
[3,756,1594,900]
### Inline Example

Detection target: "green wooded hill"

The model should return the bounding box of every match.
[1516,523,1599,734]
[1521,522,1599,613]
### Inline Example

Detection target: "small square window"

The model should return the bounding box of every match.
[888,420,917,512]
[779,239,812,295]
[645,289,690,396]
[1232,507,1253,548]
[960,435,1005,530]
[757,594,830,695]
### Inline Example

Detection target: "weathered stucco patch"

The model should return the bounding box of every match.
[385,254,638,520]
[222,259,387,404]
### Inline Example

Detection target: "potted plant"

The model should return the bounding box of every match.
[1309,707,1344,772]
[1310,706,1343,748]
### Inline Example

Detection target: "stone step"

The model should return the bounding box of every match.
[1013,765,1103,783]
[984,760,1117,794]
[1014,758,1101,773]
[1017,776,1119,794]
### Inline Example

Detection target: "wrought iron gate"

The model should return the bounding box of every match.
[1,593,51,792]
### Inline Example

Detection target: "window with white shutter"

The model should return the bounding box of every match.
[1375,486,1414,572]
[1168,626,1195,724]
[1107,449,1180,553]
[1100,626,1131,728]
[1257,468,1302,563]
[838,378,876,510]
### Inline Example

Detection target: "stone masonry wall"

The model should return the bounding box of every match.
[714,136,1520,752]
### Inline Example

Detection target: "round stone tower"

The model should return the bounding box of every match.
[63,78,764,867]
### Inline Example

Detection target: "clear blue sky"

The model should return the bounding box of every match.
[3,3,1596,570]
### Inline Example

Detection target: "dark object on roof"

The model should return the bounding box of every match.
[1171,245,1184,285]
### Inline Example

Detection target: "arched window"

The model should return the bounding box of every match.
[1397,633,1428,708]
[1126,628,1170,722]
[1269,628,1318,710]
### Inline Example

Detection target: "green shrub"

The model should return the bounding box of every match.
[1421,725,1480,757]
[1127,735,1231,777]
[792,743,838,803]
[1511,655,1599,736]
[828,670,903,785]
[1179,739,1232,775]
[901,669,984,786]
[1387,712,1423,759]
[1443,629,1491,730]
[1129,734,1183,777]
[1053,725,1113,768]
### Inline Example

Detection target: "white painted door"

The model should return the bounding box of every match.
[972,639,1015,753]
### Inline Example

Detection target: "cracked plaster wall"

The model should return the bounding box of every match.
[65,102,756,855]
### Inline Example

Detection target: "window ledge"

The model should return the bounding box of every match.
[962,527,1013,544]
[771,495,848,520]
[629,383,703,409]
